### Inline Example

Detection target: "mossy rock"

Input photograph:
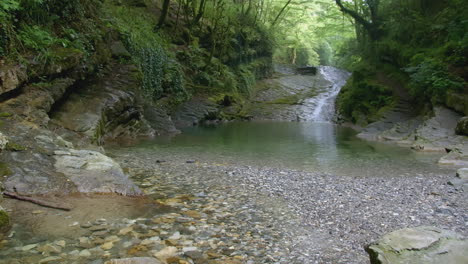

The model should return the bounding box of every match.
[0,162,13,177]
[455,117,468,136]
[5,142,26,151]
[0,112,12,118]
[0,209,10,233]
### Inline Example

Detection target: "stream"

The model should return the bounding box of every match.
[1,66,466,264]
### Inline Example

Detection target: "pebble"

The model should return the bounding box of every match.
[153,246,178,261]
[79,249,91,257]
[101,242,114,250]
[54,240,66,248]
[21,243,38,251]
[168,232,181,240]
[38,256,63,263]
[119,226,133,235]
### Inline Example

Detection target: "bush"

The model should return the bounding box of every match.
[338,71,394,123]
[105,2,188,102]
[405,56,465,104]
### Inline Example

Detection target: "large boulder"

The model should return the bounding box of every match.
[54,149,142,195]
[446,91,468,116]
[0,65,27,96]
[366,226,468,264]
[455,116,468,136]
[410,107,463,151]
[51,63,154,144]
[171,97,220,128]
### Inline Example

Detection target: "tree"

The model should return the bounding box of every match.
[335,0,381,40]
[156,0,171,30]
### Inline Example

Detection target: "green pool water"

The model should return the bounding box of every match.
[128,121,453,178]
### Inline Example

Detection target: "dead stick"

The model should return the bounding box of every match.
[3,192,72,211]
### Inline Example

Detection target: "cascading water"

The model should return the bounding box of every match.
[301,66,350,122]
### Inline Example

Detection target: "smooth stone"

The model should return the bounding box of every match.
[22,243,38,251]
[53,149,142,195]
[119,226,134,235]
[367,226,468,264]
[105,257,162,264]
[456,168,468,180]
[38,256,63,263]
[54,240,66,248]
[101,242,114,250]
[184,250,204,259]
[168,232,181,240]
[153,246,178,262]
[105,235,121,243]
[90,225,109,231]
[79,249,92,257]
[37,243,62,254]
[79,237,92,248]
[182,247,198,253]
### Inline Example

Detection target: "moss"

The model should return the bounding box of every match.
[5,142,26,151]
[0,210,10,233]
[0,112,12,118]
[267,95,301,105]
[0,163,13,177]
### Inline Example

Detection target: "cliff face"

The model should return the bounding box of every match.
[0,0,273,200]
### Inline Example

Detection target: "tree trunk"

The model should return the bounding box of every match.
[156,0,171,30]
[271,0,292,27]
[335,0,381,40]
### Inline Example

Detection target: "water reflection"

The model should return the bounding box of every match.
[132,121,452,178]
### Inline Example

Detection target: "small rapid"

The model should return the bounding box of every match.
[302,66,351,121]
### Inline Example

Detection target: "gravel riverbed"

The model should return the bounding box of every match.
[109,149,467,264]
[0,147,466,264]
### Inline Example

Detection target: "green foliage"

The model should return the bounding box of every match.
[18,25,66,52]
[0,0,19,21]
[338,70,394,124]
[105,2,188,102]
[405,56,465,104]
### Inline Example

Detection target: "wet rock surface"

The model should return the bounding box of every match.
[456,116,468,136]
[50,63,154,145]
[246,66,348,122]
[53,149,141,195]
[171,97,220,129]
[366,226,468,264]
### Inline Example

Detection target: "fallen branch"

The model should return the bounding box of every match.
[3,192,72,211]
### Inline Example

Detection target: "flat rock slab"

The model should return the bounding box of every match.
[367,226,468,264]
[54,149,141,195]
[457,168,468,180]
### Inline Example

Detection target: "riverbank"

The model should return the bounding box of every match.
[113,150,467,263]
[1,146,465,263]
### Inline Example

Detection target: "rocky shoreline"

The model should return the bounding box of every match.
[2,148,464,263]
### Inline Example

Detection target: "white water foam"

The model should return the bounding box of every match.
[303,66,350,122]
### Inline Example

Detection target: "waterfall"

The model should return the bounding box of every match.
[301,66,350,122]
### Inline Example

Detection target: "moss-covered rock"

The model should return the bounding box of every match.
[455,116,468,136]
[5,142,26,151]
[0,208,10,233]
[446,91,468,116]
[0,162,13,177]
